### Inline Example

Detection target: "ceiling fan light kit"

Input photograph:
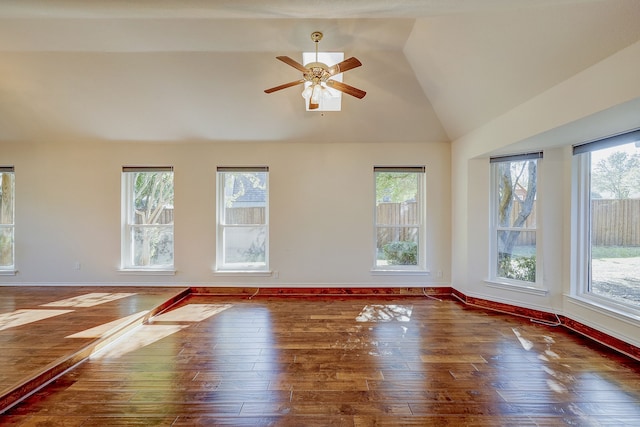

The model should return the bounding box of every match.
[265,31,366,111]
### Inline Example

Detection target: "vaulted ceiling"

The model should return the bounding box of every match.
[0,0,639,143]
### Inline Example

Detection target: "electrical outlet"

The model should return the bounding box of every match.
[73,261,81,270]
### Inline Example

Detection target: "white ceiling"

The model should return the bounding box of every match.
[0,0,639,143]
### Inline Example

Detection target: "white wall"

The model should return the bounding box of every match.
[0,139,450,288]
[452,40,640,348]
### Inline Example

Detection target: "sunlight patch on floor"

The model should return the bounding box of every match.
[92,324,188,359]
[355,305,412,322]
[0,309,74,331]
[91,304,232,359]
[41,293,136,308]
[66,310,150,338]
[152,304,232,322]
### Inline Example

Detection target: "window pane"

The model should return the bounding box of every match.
[223,172,267,225]
[1,172,14,224]
[496,160,537,228]
[132,226,174,267]
[133,172,174,225]
[589,141,640,306]
[376,172,418,205]
[497,230,536,282]
[0,227,13,267]
[376,227,419,266]
[223,226,266,266]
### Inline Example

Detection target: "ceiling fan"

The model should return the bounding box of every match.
[264,31,366,110]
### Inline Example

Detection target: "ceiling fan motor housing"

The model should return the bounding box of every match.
[304,62,331,83]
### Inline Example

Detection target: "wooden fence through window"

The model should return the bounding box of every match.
[505,199,640,247]
[592,199,640,246]
[155,199,640,247]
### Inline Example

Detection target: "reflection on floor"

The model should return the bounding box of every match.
[356,304,413,322]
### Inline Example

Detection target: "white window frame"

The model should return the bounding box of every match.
[572,129,640,317]
[373,166,427,272]
[216,166,269,272]
[0,166,15,274]
[120,166,174,272]
[489,153,543,289]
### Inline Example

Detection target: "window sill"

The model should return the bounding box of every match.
[371,269,430,276]
[567,294,640,324]
[118,269,176,276]
[212,270,273,277]
[485,279,548,296]
[0,269,17,276]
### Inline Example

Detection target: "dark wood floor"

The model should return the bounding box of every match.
[1,290,640,425]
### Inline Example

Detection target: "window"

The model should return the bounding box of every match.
[121,167,174,270]
[490,153,541,285]
[0,167,15,272]
[573,130,640,310]
[374,166,425,270]
[216,167,269,271]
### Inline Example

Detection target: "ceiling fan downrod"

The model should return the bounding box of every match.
[310,31,323,64]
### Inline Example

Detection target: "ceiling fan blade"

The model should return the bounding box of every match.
[328,57,362,75]
[276,56,309,73]
[326,80,366,99]
[264,79,305,94]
